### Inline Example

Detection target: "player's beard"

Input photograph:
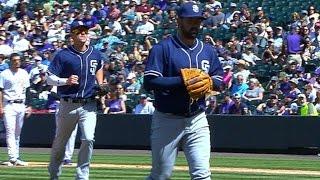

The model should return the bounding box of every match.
[181,26,200,39]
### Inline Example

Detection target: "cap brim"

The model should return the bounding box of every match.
[71,25,89,32]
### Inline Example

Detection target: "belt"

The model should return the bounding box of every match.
[162,109,204,118]
[7,99,24,104]
[62,97,96,104]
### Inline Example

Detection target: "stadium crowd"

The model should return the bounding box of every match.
[0,0,320,116]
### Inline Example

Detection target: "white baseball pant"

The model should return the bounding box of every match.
[3,103,26,161]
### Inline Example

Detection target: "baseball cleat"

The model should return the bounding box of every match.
[9,159,28,166]
[63,159,72,165]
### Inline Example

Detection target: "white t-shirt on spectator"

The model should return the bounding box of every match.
[135,22,154,35]
[13,38,30,53]
[0,44,13,57]
[133,102,155,114]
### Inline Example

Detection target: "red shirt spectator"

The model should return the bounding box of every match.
[108,3,121,20]
[136,0,152,15]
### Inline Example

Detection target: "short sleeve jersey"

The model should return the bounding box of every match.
[48,46,103,98]
[0,68,30,102]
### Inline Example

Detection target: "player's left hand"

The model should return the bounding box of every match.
[181,68,213,101]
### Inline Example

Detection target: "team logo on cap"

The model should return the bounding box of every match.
[192,5,199,13]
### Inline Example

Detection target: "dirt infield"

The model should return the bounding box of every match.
[2,162,317,177]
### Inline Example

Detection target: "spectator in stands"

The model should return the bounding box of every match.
[224,2,239,24]
[284,24,304,66]
[108,3,121,21]
[241,45,260,66]
[302,37,316,62]
[211,5,225,29]
[83,11,102,38]
[239,3,252,23]
[135,14,155,35]
[285,78,302,102]
[13,30,32,53]
[233,59,250,82]
[133,94,155,114]
[300,25,311,39]
[289,12,302,29]
[305,83,317,103]
[242,78,264,102]
[149,6,163,27]
[136,0,152,17]
[0,35,13,57]
[308,5,319,22]
[218,94,234,114]
[205,0,222,12]
[109,17,125,36]
[222,65,233,90]
[205,96,219,115]
[273,26,284,54]
[253,7,267,24]
[47,20,66,43]
[256,94,283,115]
[153,0,168,11]
[125,72,141,94]
[300,10,310,25]
[163,8,177,29]
[230,74,249,96]
[265,76,280,95]
[292,93,318,116]
[202,8,214,29]
[29,56,48,81]
[92,2,107,21]
[228,12,242,30]
[262,39,279,65]
[229,93,249,115]
[103,84,127,114]
[122,3,137,22]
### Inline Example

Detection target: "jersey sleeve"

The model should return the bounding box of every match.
[208,46,224,89]
[96,51,104,71]
[48,51,63,76]
[144,44,165,77]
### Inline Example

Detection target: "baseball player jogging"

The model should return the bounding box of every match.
[47,20,104,180]
[0,53,32,166]
[144,2,223,180]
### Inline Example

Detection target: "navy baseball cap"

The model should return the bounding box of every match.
[70,20,89,33]
[177,2,204,19]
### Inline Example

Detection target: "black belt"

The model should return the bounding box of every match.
[7,99,24,104]
[162,109,204,118]
[62,97,96,104]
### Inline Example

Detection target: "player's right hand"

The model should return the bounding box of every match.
[67,75,79,85]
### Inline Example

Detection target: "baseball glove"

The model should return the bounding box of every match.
[181,68,213,101]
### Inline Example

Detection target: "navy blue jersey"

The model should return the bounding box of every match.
[48,46,103,98]
[144,35,223,114]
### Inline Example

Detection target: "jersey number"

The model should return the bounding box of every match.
[90,60,98,75]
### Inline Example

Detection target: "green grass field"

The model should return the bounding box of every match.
[1,148,320,179]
